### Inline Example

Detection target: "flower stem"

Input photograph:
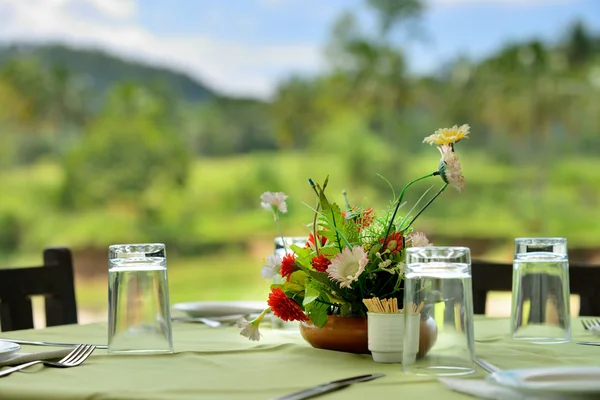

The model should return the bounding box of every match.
[274,213,287,253]
[312,200,320,256]
[404,183,448,230]
[253,307,272,324]
[383,173,435,242]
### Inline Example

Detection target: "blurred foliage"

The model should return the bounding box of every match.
[0,0,600,269]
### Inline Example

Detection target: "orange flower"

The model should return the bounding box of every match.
[380,232,404,254]
[356,208,375,231]
[267,288,308,322]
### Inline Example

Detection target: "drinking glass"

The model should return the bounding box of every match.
[272,236,308,331]
[108,243,174,355]
[274,236,309,258]
[510,238,570,344]
[402,246,475,376]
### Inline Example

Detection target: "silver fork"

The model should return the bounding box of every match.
[581,319,600,330]
[0,344,96,377]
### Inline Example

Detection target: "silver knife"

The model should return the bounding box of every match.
[272,373,385,400]
[0,339,108,349]
[475,358,502,374]
[577,341,600,346]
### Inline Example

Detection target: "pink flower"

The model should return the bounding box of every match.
[260,192,288,214]
[327,246,368,289]
[438,144,465,192]
[408,232,432,247]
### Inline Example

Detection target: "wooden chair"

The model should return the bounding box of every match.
[472,260,600,316]
[0,247,78,331]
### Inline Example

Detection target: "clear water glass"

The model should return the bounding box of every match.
[402,246,475,376]
[272,237,308,331]
[510,238,571,344]
[108,243,174,355]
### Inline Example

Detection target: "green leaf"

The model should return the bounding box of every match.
[319,246,340,257]
[290,244,313,268]
[303,282,319,307]
[271,281,304,294]
[309,301,329,328]
[369,243,382,257]
[340,303,353,317]
[288,270,307,288]
[317,202,352,250]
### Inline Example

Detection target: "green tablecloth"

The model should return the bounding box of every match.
[0,316,598,400]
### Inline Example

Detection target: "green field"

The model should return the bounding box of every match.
[2,151,600,319]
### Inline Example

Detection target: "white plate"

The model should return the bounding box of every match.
[172,301,267,318]
[0,341,20,362]
[488,366,600,396]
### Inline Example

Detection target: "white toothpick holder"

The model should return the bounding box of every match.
[367,312,421,363]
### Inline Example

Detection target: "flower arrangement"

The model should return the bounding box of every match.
[237,125,470,341]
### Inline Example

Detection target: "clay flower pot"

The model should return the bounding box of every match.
[300,316,370,354]
[299,315,438,357]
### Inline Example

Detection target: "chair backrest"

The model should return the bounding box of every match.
[0,247,78,331]
[472,260,600,316]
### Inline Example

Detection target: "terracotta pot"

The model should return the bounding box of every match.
[300,316,369,354]
[417,316,438,357]
[299,315,438,357]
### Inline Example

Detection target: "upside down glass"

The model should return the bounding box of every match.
[402,247,475,376]
[510,238,571,344]
[108,243,174,354]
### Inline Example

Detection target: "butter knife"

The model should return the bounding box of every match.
[272,373,385,400]
[0,339,108,349]
[577,341,600,346]
[475,358,502,374]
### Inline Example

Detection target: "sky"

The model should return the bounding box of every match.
[0,0,599,99]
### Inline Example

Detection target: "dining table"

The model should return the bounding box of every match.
[0,315,598,400]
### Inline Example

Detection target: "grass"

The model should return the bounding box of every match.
[2,150,600,320]
[75,251,272,313]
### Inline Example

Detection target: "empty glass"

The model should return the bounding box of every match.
[108,243,174,355]
[510,238,571,344]
[402,246,475,376]
[274,236,308,258]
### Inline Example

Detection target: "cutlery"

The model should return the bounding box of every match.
[171,316,224,327]
[272,373,385,400]
[581,319,600,331]
[577,341,600,346]
[0,339,107,349]
[0,344,96,377]
[475,358,502,374]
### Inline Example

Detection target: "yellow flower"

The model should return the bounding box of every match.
[423,124,470,146]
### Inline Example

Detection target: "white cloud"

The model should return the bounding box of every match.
[0,0,323,99]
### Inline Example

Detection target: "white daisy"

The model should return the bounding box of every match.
[260,192,288,214]
[236,319,260,341]
[409,232,432,247]
[261,253,282,280]
[438,144,466,192]
[327,246,368,289]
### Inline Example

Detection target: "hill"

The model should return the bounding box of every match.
[0,43,215,103]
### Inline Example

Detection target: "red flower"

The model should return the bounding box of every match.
[268,288,308,322]
[306,233,327,248]
[311,254,331,272]
[280,253,297,281]
[380,232,404,254]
